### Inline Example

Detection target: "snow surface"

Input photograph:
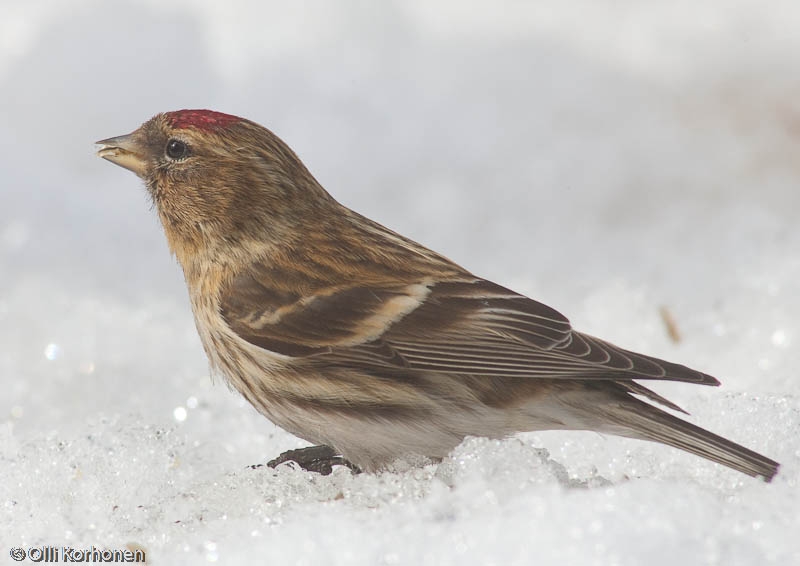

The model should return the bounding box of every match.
[1,1,799,564]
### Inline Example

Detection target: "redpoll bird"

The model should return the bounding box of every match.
[96,109,779,481]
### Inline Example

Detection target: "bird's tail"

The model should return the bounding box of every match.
[597,389,780,481]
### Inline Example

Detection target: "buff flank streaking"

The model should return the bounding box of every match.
[96,109,779,481]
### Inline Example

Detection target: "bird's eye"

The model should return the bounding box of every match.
[165,139,189,160]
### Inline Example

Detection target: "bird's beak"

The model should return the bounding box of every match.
[95,132,147,178]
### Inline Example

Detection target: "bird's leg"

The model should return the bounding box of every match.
[258,445,361,475]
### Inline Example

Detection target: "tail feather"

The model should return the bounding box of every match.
[605,394,779,481]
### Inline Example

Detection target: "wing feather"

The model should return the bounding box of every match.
[220,270,719,387]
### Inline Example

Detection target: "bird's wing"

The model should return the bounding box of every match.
[220,272,719,387]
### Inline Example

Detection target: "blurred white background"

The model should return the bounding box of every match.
[1,1,798,564]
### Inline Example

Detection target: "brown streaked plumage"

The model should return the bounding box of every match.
[96,109,779,481]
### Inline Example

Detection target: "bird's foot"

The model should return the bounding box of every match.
[254,445,361,475]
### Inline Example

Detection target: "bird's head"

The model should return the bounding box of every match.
[96,110,332,263]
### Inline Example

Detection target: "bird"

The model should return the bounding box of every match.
[96,109,779,481]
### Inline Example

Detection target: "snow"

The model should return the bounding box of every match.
[1,1,798,564]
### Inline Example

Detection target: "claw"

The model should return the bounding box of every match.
[263,445,361,475]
